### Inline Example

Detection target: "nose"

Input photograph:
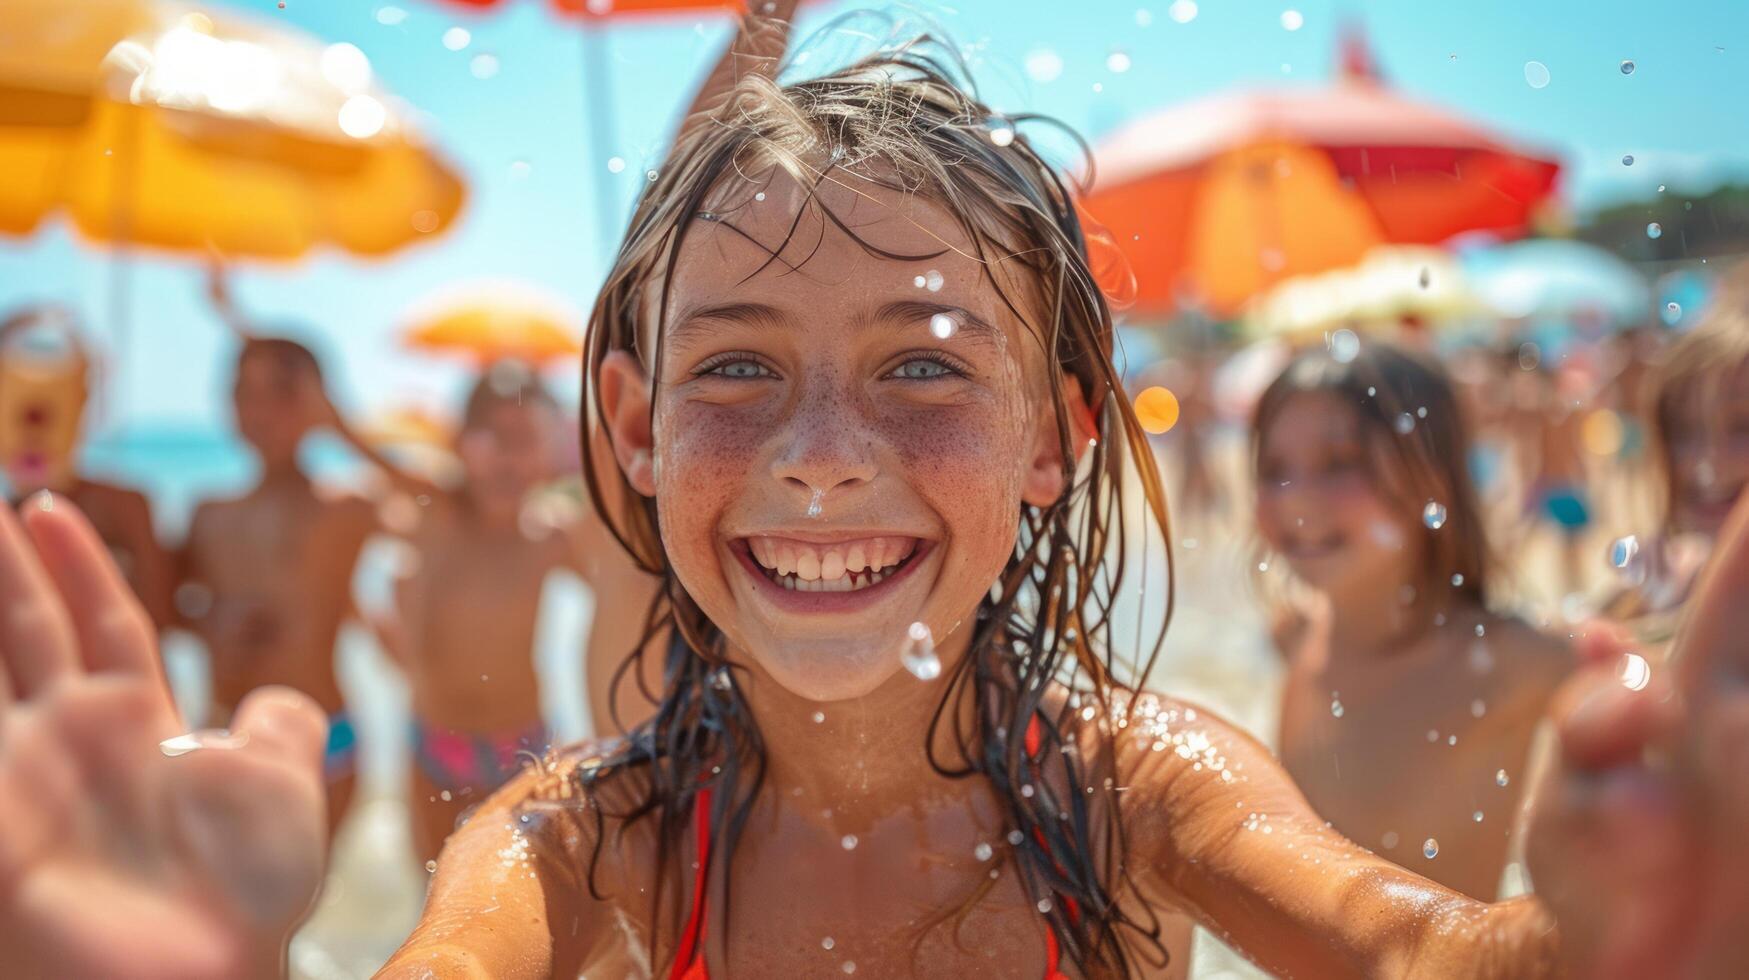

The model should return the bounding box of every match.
[769,387,877,501]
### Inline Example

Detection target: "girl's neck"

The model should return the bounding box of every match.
[735,633,985,825]
[1323,573,1437,659]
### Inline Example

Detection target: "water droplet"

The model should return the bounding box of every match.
[606,156,625,173]
[806,488,824,519]
[841,962,856,975]
[442,26,471,51]
[1135,8,1154,27]
[1621,154,1634,166]
[1471,699,1486,718]
[1394,413,1416,435]
[1280,9,1304,31]
[901,622,941,680]
[974,842,994,861]
[440,790,452,801]
[1020,784,1035,798]
[822,937,836,950]
[1619,652,1651,691]
[1037,898,1054,914]
[1469,640,1495,674]
[1524,61,1550,89]
[1646,222,1662,239]
[1168,0,1197,23]
[1609,534,1640,570]
[425,859,438,873]
[1422,501,1448,529]
[1496,769,1510,787]
[754,191,766,201]
[645,169,660,182]
[1423,838,1440,859]
[1473,810,1485,823]
[470,53,499,79]
[1663,301,1682,324]
[376,6,408,26]
[1427,729,1440,743]
[812,711,826,724]
[1007,829,1025,846]
[1381,830,1399,849]
[509,160,531,180]
[1448,734,1458,746]
[1024,48,1064,83]
[924,269,945,292]
[1620,59,1635,75]
[1329,328,1360,364]
[1518,342,1542,371]
[984,116,1016,146]
[1475,623,1486,637]
[841,834,858,850]
[929,313,958,339]
[1106,50,1133,73]
[1330,697,1344,718]
[158,729,249,757]
[710,668,733,691]
[1451,573,1465,587]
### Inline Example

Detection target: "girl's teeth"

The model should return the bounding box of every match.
[821,551,846,581]
[777,543,797,577]
[796,551,822,581]
[847,543,867,574]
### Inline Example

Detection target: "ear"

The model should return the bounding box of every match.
[597,350,657,497]
[1021,373,1099,508]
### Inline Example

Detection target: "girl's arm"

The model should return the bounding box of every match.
[1119,695,1557,977]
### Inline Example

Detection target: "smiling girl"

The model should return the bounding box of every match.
[2,36,1748,980]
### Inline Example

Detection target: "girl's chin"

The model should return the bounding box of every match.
[740,644,911,702]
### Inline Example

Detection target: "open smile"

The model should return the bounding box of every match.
[730,533,934,612]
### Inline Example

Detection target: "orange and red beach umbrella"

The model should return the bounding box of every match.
[1080,31,1561,320]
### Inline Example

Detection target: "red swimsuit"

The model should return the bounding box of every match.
[669,720,1072,979]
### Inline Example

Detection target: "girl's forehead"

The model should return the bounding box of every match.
[1268,390,1363,445]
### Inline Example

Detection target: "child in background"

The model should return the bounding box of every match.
[179,336,382,839]
[1604,261,1749,645]
[1256,342,1572,900]
[0,306,173,631]
[373,362,579,864]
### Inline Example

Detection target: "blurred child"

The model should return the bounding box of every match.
[1604,262,1749,644]
[373,363,578,864]
[179,336,379,838]
[0,306,173,630]
[1256,342,1572,900]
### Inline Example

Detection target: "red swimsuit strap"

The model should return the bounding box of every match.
[670,719,1071,979]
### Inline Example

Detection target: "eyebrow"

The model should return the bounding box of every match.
[666,299,1001,349]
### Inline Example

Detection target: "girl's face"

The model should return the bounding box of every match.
[1667,359,1749,536]
[1255,391,1419,597]
[600,169,1075,703]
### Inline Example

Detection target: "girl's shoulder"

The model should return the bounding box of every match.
[1473,609,1575,707]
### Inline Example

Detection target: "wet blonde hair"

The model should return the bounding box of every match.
[576,40,1173,976]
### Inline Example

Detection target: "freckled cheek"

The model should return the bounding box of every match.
[651,401,776,546]
[878,401,1028,537]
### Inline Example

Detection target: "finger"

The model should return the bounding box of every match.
[22,497,161,683]
[1571,618,1632,667]
[1673,492,1749,693]
[1549,661,1680,771]
[230,685,327,779]
[0,496,81,696]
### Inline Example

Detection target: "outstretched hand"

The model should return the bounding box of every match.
[0,497,328,979]
[1528,496,1749,978]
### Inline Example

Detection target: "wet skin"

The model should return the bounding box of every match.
[7,169,1749,979]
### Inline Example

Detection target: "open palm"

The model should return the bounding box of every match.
[1529,495,1749,978]
[0,498,328,980]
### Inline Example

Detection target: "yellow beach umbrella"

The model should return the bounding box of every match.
[1241,246,1486,341]
[402,280,583,367]
[0,0,464,259]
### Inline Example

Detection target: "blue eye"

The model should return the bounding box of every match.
[705,359,773,380]
[890,358,955,381]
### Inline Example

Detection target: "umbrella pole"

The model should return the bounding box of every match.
[104,106,142,434]
[581,22,621,260]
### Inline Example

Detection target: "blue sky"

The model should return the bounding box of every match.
[4,0,1747,429]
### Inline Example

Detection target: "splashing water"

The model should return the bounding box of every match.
[1621,154,1634,166]
[1330,692,1345,718]
[841,962,856,975]
[806,488,824,519]
[841,834,858,850]
[1620,59,1636,74]
[1037,898,1054,914]
[1423,838,1440,859]
[1647,222,1663,239]
[1609,534,1640,571]
[974,842,994,861]
[1023,48,1064,82]
[1473,811,1485,823]
[923,269,945,292]
[710,668,733,691]
[1329,328,1360,364]
[812,711,825,724]
[159,730,249,757]
[1394,413,1416,435]
[1496,769,1510,787]
[1664,301,1682,324]
[1168,0,1198,23]
[901,622,941,680]
[1451,573,1464,587]
[645,169,660,182]
[822,937,835,950]
[984,116,1016,146]
[930,313,958,339]
[1524,61,1550,88]
[1619,652,1652,691]
[425,859,438,873]
[1422,501,1448,530]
